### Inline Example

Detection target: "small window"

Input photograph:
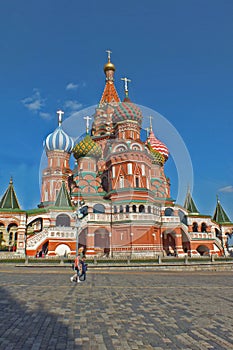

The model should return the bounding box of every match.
[132,205,137,213]
[193,222,198,232]
[56,214,70,227]
[119,176,124,188]
[141,164,145,176]
[112,166,115,178]
[135,177,139,187]
[127,163,132,175]
[139,205,145,213]
[201,222,207,233]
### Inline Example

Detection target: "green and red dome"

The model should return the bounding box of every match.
[112,101,142,125]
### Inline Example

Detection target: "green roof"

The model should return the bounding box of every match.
[55,181,72,208]
[0,178,21,210]
[184,190,199,214]
[213,199,231,224]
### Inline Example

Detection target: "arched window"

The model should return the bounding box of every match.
[119,176,124,188]
[201,222,207,233]
[148,206,151,214]
[165,208,174,216]
[126,205,130,213]
[9,232,13,244]
[132,205,137,213]
[139,205,145,213]
[93,204,105,214]
[114,206,117,214]
[56,214,70,227]
[119,205,124,213]
[193,222,198,232]
[135,177,139,187]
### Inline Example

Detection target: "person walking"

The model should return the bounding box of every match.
[70,254,81,283]
[78,256,88,281]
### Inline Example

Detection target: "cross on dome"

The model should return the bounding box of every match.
[84,116,92,134]
[121,77,131,97]
[148,115,153,131]
[106,49,112,62]
[57,110,64,127]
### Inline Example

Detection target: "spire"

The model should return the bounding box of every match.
[55,181,72,208]
[213,197,231,224]
[121,77,131,99]
[57,109,64,127]
[0,178,21,210]
[100,50,120,105]
[184,189,199,214]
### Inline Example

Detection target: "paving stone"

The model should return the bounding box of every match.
[0,266,233,349]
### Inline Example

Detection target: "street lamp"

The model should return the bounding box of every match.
[74,198,85,257]
[152,233,156,258]
[130,232,134,258]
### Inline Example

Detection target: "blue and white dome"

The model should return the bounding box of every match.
[45,110,74,153]
[45,126,74,153]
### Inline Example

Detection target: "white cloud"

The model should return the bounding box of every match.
[66,82,79,90]
[64,100,83,111]
[39,112,52,120]
[218,186,233,193]
[21,89,45,112]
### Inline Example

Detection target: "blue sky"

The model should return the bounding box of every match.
[0,0,233,219]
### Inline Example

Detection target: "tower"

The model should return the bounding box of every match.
[40,110,74,207]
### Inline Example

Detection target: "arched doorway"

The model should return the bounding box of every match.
[196,245,209,256]
[94,228,110,256]
[55,243,71,256]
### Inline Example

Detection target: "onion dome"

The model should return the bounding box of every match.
[146,130,169,164]
[45,126,74,153]
[73,134,102,160]
[112,101,143,126]
[45,110,74,153]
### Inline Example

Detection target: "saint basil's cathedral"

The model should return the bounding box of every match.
[0,52,232,258]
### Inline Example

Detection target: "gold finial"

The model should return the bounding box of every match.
[104,50,115,73]
[57,110,64,127]
[84,116,92,134]
[121,77,131,97]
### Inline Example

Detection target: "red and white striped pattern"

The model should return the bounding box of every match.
[147,130,169,158]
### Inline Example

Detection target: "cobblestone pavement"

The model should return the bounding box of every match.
[0,266,233,350]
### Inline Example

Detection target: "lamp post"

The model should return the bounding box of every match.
[130,232,134,258]
[152,233,156,258]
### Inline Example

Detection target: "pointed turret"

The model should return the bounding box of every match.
[55,181,72,208]
[213,197,231,224]
[184,189,199,214]
[0,178,21,209]
[99,50,120,105]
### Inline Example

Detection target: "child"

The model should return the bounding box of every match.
[78,256,88,281]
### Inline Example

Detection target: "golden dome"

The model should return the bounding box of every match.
[104,61,115,73]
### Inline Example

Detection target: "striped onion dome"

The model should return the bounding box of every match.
[73,134,102,160]
[146,130,169,164]
[112,99,142,126]
[45,126,74,153]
